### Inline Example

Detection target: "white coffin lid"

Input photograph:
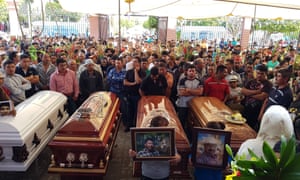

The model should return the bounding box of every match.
[0,91,67,146]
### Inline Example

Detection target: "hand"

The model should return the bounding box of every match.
[128,149,137,158]
[73,96,78,101]
[169,153,181,165]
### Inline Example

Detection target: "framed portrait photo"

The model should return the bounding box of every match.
[131,127,176,161]
[192,127,231,169]
[0,100,14,116]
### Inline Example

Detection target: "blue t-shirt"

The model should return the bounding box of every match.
[194,168,223,180]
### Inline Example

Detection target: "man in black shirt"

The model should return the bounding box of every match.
[139,66,168,96]
[123,57,146,131]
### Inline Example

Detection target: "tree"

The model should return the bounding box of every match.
[226,16,243,40]
[0,0,8,22]
[143,16,158,31]
[13,0,25,38]
[254,19,300,45]
[45,1,82,22]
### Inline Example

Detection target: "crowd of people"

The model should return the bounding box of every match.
[0,35,299,179]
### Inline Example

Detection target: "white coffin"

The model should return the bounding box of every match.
[0,91,69,171]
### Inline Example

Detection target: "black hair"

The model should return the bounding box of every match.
[150,66,159,76]
[56,58,67,66]
[20,53,30,60]
[150,116,169,127]
[144,137,154,144]
[206,121,225,130]
[216,64,227,73]
[3,60,14,68]
[8,51,17,60]
[256,64,268,72]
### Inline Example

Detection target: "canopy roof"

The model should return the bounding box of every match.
[59,0,300,20]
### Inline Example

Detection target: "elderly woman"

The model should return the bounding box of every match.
[237,105,294,159]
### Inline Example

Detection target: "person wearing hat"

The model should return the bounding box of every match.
[196,135,223,166]
[226,75,244,113]
[79,59,104,104]
[77,58,103,81]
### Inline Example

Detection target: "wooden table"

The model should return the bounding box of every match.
[188,97,256,152]
[134,96,191,179]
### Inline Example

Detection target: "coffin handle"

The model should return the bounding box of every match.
[47,119,54,131]
[57,109,63,119]
[32,133,41,146]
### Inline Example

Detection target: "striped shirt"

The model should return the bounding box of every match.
[35,62,56,89]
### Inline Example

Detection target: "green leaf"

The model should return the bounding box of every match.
[226,144,234,160]
[280,135,287,152]
[279,137,296,168]
[281,154,300,177]
[248,149,260,160]
[262,141,278,168]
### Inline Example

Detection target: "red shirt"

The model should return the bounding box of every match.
[204,77,230,101]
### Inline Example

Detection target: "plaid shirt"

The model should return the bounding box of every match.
[137,148,160,157]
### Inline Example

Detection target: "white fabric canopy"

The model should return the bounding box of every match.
[58,0,300,20]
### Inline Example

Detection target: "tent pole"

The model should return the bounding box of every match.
[251,4,256,49]
[118,0,121,53]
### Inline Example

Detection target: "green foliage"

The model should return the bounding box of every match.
[45,1,82,22]
[226,136,300,180]
[0,0,8,22]
[255,19,300,34]
[143,16,158,30]
[120,18,135,29]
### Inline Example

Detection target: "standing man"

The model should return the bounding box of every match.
[259,68,293,118]
[3,60,31,105]
[124,57,146,132]
[79,59,104,103]
[158,62,174,98]
[50,58,79,115]
[139,66,168,96]
[204,65,230,102]
[35,52,56,91]
[107,58,127,128]
[241,64,273,131]
[15,54,39,98]
[177,64,203,130]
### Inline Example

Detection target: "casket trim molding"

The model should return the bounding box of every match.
[99,98,119,141]
[48,167,106,174]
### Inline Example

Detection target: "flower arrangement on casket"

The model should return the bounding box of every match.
[225,136,300,180]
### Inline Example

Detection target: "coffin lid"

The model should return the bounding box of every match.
[56,92,116,138]
[0,91,67,146]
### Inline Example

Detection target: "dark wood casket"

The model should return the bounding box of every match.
[0,91,68,171]
[134,96,191,178]
[48,92,120,179]
[188,97,257,152]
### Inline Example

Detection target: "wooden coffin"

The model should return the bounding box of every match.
[0,91,68,171]
[188,97,256,152]
[134,96,191,178]
[48,91,120,177]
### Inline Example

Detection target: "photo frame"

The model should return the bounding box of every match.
[0,100,14,116]
[192,127,231,169]
[131,127,176,161]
